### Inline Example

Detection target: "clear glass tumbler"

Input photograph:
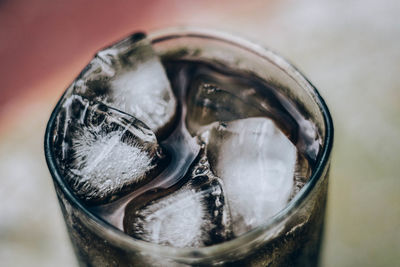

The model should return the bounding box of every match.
[44,28,333,266]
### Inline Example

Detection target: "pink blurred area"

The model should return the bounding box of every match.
[0,0,273,133]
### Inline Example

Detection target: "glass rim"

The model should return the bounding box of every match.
[44,27,334,261]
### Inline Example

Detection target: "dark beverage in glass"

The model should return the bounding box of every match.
[45,28,333,266]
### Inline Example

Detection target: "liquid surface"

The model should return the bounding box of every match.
[52,56,320,247]
[96,59,317,243]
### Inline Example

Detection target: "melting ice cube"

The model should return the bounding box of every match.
[185,67,280,135]
[73,33,177,136]
[123,149,232,247]
[53,95,166,205]
[200,117,297,235]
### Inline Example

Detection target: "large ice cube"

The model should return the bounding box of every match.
[53,95,166,205]
[123,149,232,247]
[200,117,297,235]
[73,33,177,136]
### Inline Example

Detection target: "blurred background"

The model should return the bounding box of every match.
[0,0,399,266]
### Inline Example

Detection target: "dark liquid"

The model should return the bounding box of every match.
[90,59,320,235]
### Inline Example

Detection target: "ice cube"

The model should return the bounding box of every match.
[53,95,166,205]
[186,81,265,134]
[185,67,282,135]
[73,33,177,136]
[123,149,232,247]
[290,153,312,201]
[200,117,297,236]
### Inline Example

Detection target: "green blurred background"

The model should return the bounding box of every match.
[0,0,399,266]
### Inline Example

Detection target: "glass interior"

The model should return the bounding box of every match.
[45,28,333,263]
